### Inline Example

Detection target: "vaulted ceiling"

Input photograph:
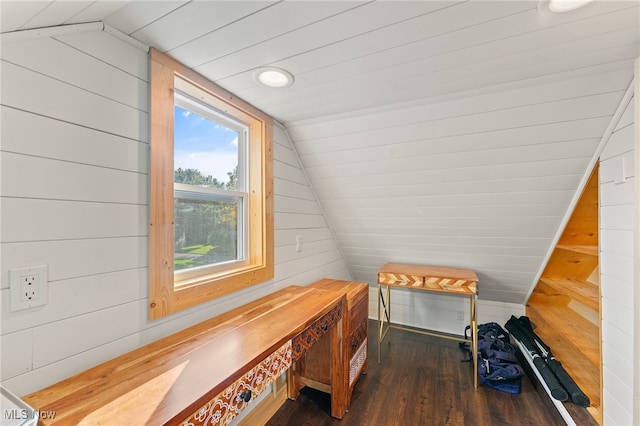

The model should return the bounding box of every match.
[2,0,638,303]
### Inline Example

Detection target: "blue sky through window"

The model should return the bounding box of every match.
[174,105,239,183]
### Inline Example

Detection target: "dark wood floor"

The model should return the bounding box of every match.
[267,321,565,426]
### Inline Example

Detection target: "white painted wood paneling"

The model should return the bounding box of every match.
[193,2,458,80]
[603,387,634,426]
[634,62,640,426]
[0,330,33,378]
[1,269,146,335]
[217,1,637,121]
[0,31,350,397]
[600,204,634,230]
[3,1,637,125]
[602,300,634,337]
[55,29,149,78]
[1,237,146,287]
[603,365,635,424]
[293,90,624,153]
[1,153,147,203]
[1,36,149,111]
[258,40,637,122]
[290,66,632,306]
[601,274,635,312]
[1,61,147,141]
[2,199,146,242]
[32,300,145,369]
[369,286,472,335]
[1,107,148,173]
[600,123,635,160]
[600,149,634,183]
[99,1,186,36]
[0,1,51,32]
[306,138,601,182]
[266,128,354,285]
[1,1,636,307]
[170,2,365,68]
[600,97,635,426]
[288,68,629,141]
[0,3,637,421]
[13,1,96,31]
[220,1,534,94]
[129,1,275,52]
[368,287,524,336]
[63,1,131,27]
[601,176,636,206]
[478,300,525,325]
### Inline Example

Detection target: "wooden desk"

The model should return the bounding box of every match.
[23,286,348,425]
[377,263,479,388]
[289,279,369,411]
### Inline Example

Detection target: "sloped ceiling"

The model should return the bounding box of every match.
[1,0,638,303]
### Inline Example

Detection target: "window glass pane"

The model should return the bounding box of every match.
[174,102,246,272]
[174,104,240,190]
[174,197,240,271]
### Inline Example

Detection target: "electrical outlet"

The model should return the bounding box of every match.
[296,235,303,252]
[456,311,464,321]
[20,274,39,301]
[10,265,48,311]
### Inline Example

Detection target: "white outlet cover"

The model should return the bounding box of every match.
[10,265,48,312]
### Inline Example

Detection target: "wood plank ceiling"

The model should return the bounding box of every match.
[1,0,638,304]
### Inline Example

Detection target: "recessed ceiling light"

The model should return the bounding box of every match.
[539,0,594,13]
[254,67,294,88]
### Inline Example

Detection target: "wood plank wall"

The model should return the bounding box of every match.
[288,65,633,308]
[0,29,351,397]
[289,65,633,337]
[599,95,635,426]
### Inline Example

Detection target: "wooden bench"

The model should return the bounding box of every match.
[23,286,347,425]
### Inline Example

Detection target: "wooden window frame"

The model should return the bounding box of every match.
[149,48,273,320]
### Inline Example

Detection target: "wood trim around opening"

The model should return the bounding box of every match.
[149,48,274,320]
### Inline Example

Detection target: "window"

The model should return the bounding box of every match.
[149,49,273,320]
[173,95,247,276]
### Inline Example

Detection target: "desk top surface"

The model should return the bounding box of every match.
[379,263,478,281]
[378,263,478,295]
[309,278,369,309]
[23,286,344,425]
